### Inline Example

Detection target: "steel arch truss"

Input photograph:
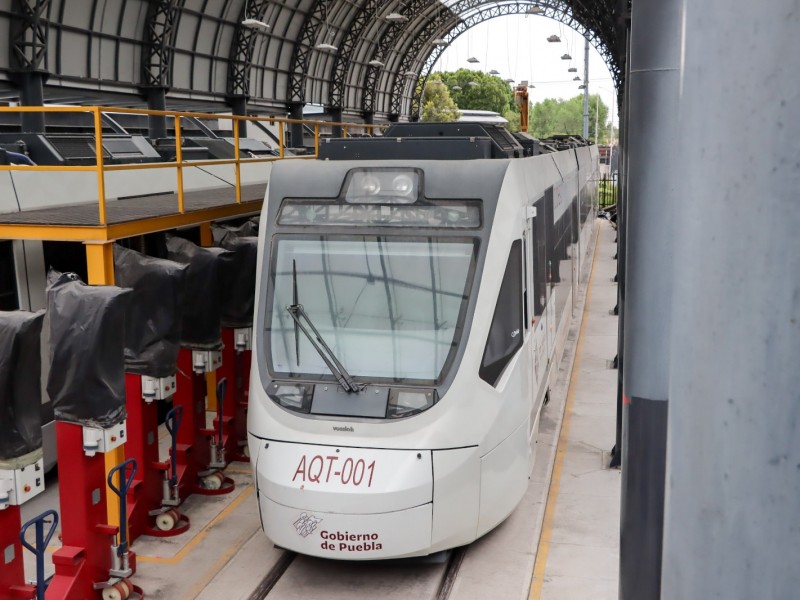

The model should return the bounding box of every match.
[141,0,183,89]
[327,0,379,110]
[9,0,51,73]
[360,0,441,115]
[227,0,272,98]
[287,0,330,104]
[393,1,623,119]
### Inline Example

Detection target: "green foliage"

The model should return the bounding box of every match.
[421,79,460,122]
[503,109,521,133]
[530,94,611,143]
[433,69,517,115]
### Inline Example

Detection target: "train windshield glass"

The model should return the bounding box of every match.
[269,236,476,383]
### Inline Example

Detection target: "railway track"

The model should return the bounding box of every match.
[247,546,467,600]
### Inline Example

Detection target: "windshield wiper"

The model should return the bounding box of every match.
[286,304,361,394]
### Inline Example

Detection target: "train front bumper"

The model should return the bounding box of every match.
[252,439,465,559]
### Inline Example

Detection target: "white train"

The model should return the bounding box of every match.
[247,124,599,559]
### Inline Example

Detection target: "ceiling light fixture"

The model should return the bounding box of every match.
[489,69,500,75]
[467,57,479,63]
[547,34,561,43]
[432,38,449,47]
[561,53,572,60]
[385,12,408,22]
[242,18,270,30]
[369,58,385,67]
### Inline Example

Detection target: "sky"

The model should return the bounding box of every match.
[430,13,619,127]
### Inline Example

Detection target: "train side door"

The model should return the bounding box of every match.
[523,211,537,397]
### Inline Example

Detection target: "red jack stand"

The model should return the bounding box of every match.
[0,505,36,598]
[172,348,234,499]
[0,455,44,599]
[124,375,189,544]
[215,327,252,463]
[47,422,143,600]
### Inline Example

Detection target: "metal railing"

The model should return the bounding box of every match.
[599,173,618,208]
[0,106,385,225]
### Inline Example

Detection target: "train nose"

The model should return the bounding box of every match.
[254,441,434,559]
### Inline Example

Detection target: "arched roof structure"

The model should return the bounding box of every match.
[0,0,629,120]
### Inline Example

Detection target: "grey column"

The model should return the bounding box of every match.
[328,107,343,138]
[288,103,304,148]
[18,71,46,132]
[662,1,800,598]
[146,86,168,140]
[619,0,681,597]
[610,29,631,471]
[228,95,248,138]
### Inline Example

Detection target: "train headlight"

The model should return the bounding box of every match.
[345,168,422,204]
[268,383,314,413]
[387,388,437,418]
[392,174,414,196]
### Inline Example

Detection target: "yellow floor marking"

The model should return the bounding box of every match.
[224,465,253,475]
[179,528,260,600]
[136,484,254,565]
[528,225,603,599]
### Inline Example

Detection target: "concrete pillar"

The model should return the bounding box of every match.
[228,95,248,137]
[610,29,631,471]
[146,87,168,140]
[618,0,681,597]
[662,1,800,598]
[288,103,304,148]
[17,72,45,132]
[328,107,343,138]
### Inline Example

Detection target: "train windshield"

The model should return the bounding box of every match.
[268,236,477,384]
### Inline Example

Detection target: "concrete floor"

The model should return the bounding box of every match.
[531,219,621,600]
[17,219,621,600]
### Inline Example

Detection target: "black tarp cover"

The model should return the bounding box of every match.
[211,220,258,243]
[0,310,45,460]
[213,227,258,328]
[46,271,131,427]
[114,245,188,377]
[165,235,231,348]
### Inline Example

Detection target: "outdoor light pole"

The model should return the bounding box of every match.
[582,37,590,139]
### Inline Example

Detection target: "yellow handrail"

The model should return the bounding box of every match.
[0,105,387,224]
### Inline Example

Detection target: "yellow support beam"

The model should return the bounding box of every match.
[85,242,126,533]
[198,225,218,411]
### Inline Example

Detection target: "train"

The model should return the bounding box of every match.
[246,122,599,559]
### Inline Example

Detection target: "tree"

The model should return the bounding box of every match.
[530,94,610,143]
[421,79,460,122]
[434,69,516,115]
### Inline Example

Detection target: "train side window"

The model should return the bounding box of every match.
[522,236,529,330]
[0,241,20,310]
[532,196,546,316]
[479,239,524,386]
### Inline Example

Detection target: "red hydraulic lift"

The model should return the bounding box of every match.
[113,246,191,541]
[167,236,235,498]
[0,310,46,600]
[213,226,259,464]
[45,271,143,600]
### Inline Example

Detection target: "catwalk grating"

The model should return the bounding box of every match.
[0,184,265,226]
